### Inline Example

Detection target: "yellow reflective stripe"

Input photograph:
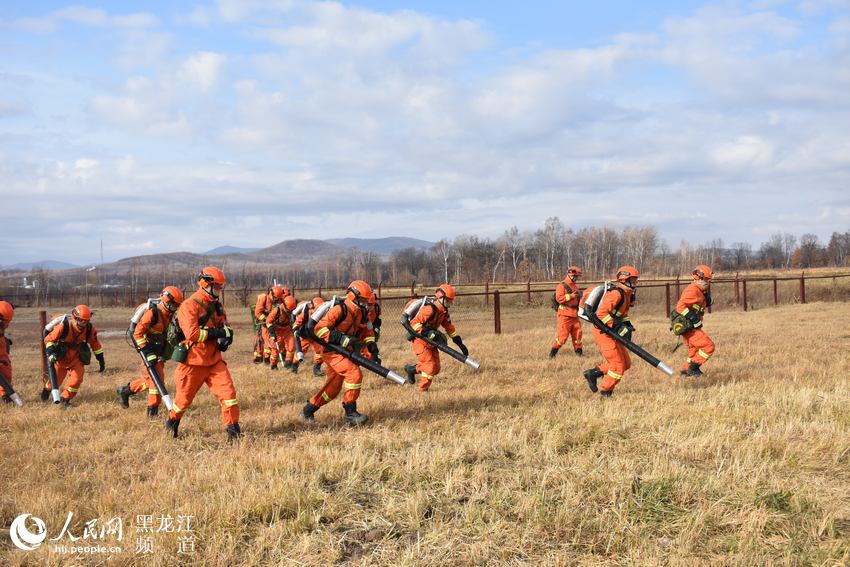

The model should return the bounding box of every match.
[316,328,330,338]
[223,399,238,407]
[612,310,624,317]
[46,341,56,347]
[321,392,331,401]
[343,382,362,390]
[198,328,208,342]
[600,315,612,324]
[448,331,459,338]
[172,403,182,413]
[67,387,80,393]
[148,389,159,395]
[93,348,104,355]
[412,322,422,330]
[258,314,266,321]
[135,337,148,346]
[697,349,711,360]
[679,307,690,315]
[363,336,375,344]
[420,373,433,379]
[606,370,622,380]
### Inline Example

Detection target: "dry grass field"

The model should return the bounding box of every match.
[1,299,849,566]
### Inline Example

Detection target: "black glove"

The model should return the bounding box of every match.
[5,336,11,354]
[684,310,701,325]
[96,352,106,372]
[614,321,635,342]
[329,330,359,349]
[140,343,158,362]
[424,329,447,344]
[367,342,381,365]
[205,326,233,342]
[46,345,59,364]
[705,293,713,307]
[452,335,469,356]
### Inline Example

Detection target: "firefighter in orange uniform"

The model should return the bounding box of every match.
[116,286,184,416]
[675,265,716,377]
[253,287,275,364]
[165,267,241,442]
[403,284,469,391]
[582,266,638,397]
[549,266,583,358]
[292,297,325,376]
[0,301,15,404]
[299,281,378,425]
[43,305,105,408]
[267,294,298,371]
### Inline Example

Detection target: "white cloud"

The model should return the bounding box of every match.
[711,136,775,169]
[177,52,225,91]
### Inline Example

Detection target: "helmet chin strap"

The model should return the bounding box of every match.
[202,284,218,299]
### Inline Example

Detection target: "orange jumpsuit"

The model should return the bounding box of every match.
[254,292,273,362]
[44,317,104,401]
[293,303,323,366]
[266,303,295,367]
[169,291,239,427]
[591,283,634,393]
[676,283,715,370]
[0,319,12,398]
[409,299,458,391]
[310,302,376,407]
[129,302,173,408]
[551,279,583,352]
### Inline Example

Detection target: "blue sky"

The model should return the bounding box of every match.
[1,0,850,264]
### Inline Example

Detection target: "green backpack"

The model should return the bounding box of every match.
[166,299,218,360]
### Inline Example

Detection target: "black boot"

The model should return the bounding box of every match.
[2,395,12,404]
[300,402,319,421]
[226,423,242,443]
[685,362,703,377]
[60,398,73,410]
[583,368,603,393]
[165,417,180,438]
[575,349,583,356]
[253,355,263,365]
[313,363,324,377]
[116,384,132,408]
[283,360,293,369]
[548,348,559,359]
[404,364,417,385]
[147,406,159,418]
[600,390,613,398]
[343,402,368,426]
[40,388,50,402]
[291,362,299,374]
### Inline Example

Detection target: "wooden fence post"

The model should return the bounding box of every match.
[39,311,48,384]
[377,283,382,302]
[493,290,501,334]
[800,272,806,304]
[411,280,416,298]
[526,280,531,304]
[485,281,490,307]
[773,277,778,305]
[665,283,671,317]
[742,279,748,311]
[734,273,740,305]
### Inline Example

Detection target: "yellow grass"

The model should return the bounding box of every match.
[1,302,849,566]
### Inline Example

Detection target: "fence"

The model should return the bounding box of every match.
[3,273,849,343]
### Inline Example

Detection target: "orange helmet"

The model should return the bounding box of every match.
[346,280,375,308]
[567,266,582,276]
[161,286,184,311]
[0,300,14,322]
[615,266,639,289]
[312,296,325,308]
[271,285,285,301]
[281,286,292,298]
[693,265,713,281]
[282,295,297,312]
[435,284,456,300]
[72,305,92,326]
[198,266,226,298]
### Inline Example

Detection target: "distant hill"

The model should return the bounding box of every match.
[246,239,347,263]
[203,245,261,256]
[1,260,79,271]
[326,237,435,254]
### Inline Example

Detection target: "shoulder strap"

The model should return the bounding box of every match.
[59,317,70,341]
[191,298,217,326]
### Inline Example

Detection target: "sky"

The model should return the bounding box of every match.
[1,0,849,265]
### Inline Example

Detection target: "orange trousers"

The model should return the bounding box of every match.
[46,358,87,400]
[300,338,323,364]
[412,338,440,391]
[309,352,362,406]
[552,314,582,351]
[259,326,271,360]
[168,359,239,426]
[0,358,11,398]
[680,328,715,369]
[130,359,164,408]
[268,327,295,366]
[592,328,632,392]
